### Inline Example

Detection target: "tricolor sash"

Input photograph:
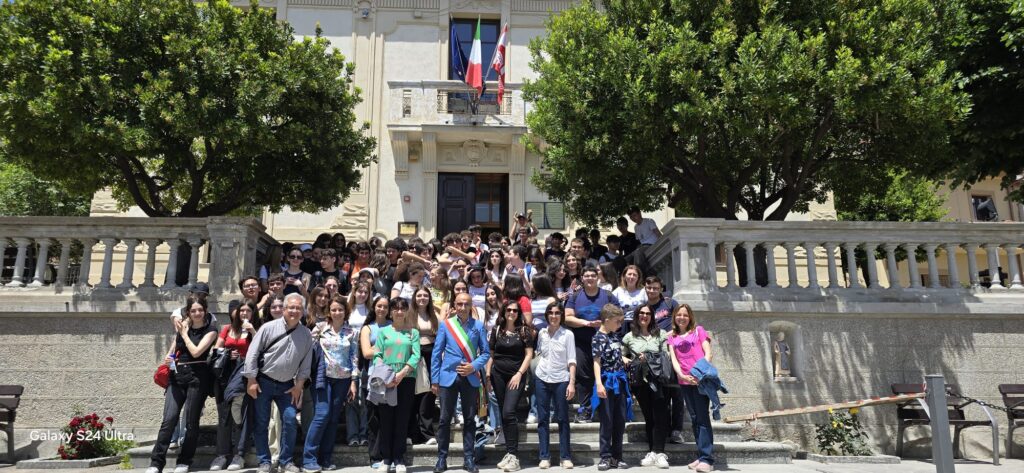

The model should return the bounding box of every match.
[443,316,487,416]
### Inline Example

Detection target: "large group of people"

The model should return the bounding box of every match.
[146,208,722,473]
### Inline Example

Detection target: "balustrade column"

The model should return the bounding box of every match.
[943,244,960,288]
[141,239,161,288]
[824,242,840,288]
[117,239,139,289]
[29,239,52,286]
[923,244,941,289]
[723,242,737,289]
[964,243,980,289]
[803,242,819,289]
[882,243,900,289]
[983,244,1005,290]
[0,240,7,280]
[1002,244,1022,289]
[97,238,118,288]
[783,243,800,288]
[903,243,922,289]
[77,239,97,286]
[5,238,30,287]
[863,243,880,288]
[764,243,779,288]
[186,237,203,287]
[844,243,861,288]
[162,239,182,289]
[55,239,73,289]
[743,242,757,287]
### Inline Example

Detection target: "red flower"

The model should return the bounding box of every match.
[69,418,81,428]
[95,422,104,430]
[105,416,114,423]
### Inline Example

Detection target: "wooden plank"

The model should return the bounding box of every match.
[723,392,926,423]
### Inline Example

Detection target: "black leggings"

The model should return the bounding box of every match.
[632,383,669,453]
[409,343,438,444]
[377,377,416,466]
[490,369,526,455]
[150,382,209,469]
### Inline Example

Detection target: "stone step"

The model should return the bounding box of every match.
[130,439,793,469]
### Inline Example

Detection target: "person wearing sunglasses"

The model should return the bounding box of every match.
[282,249,311,298]
[485,301,535,472]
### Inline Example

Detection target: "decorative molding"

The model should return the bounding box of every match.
[451,0,501,14]
[437,142,509,168]
[377,0,440,8]
[462,140,487,167]
[511,0,573,13]
[330,204,369,229]
[289,0,353,6]
[392,131,410,180]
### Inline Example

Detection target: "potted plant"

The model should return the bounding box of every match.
[16,410,136,469]
[808,408,900,464]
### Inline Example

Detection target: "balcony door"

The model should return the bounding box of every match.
[437,173,508,238]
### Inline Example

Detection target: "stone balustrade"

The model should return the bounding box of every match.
[0,217,276,308]
[647,219,1024,308]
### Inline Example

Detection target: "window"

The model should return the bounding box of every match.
[524,202,565,229]
[971,195,999,222]
[448,19,500,81]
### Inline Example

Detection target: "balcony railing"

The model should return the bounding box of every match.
[436,90,512,115]
[647,219,1024,307]
[0,217,276,303]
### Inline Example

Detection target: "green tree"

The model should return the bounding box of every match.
[523,0,968,226]
[942,0,1024,198]
[834,169,947,223]
[0,155,92,216]
[0,0,375,217]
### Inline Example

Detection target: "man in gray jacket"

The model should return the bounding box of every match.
[243,293,313,473]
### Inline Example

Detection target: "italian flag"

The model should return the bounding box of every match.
[465,17,484,94]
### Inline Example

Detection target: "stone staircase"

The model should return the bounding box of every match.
[129,421,794,469]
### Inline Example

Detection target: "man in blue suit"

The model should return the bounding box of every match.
[431,293,490,473]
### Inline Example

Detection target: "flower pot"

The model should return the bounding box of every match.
[15,455,121,469]
[806,453,901,464]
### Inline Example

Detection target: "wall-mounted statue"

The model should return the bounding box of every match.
[772,331,792,378]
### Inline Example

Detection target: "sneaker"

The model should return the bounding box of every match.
[463,461,479,473]
[377,462,389,473]
[687,459,700,470]
[173,465,190,473]
[608,458,619,469]
[669,430,684,444]
[597,459,611,471]
[655,453,670,469]
[210,456,229,471]
[359,439,369,446]
[503,455,521,472]
[640,452,656,467]
[257,464,272,473]
[455,413,464,425]
[349,440,360,447]
[526,414,538,423]
[695,463,713,473]
[426,437,438,445]
[303,465,322,473]
[227,455,245,471]
[146,468,160,473]
[395,464,407,473]
[325,466,338,471]
[616,459,628,469]
[497,453,512,470]
[574,411,591,423]
[434,457,448,473]
[539,459,551,469]
[168,441,179,450]
[281,464,301,473]
[560,460,574,470]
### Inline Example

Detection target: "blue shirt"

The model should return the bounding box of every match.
[649,296,679,332]
[566,288,619,351]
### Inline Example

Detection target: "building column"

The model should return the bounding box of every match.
[29,239,52,287]
[422,132,438,238]
[509,134,526,221]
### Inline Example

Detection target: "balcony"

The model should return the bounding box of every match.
[388,80,526,128]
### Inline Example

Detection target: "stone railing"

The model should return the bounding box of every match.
[647,219,1024,308]
[0,217,276,305]
[388,80,526,127]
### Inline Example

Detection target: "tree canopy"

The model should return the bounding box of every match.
[0,0,375,217]
[523,0,968,225]
[0,155,91,217]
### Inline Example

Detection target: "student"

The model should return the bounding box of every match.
[616,217,640,257]
[391,262,426,303]
[622,306,670,469]
[282,248,311,297]
[564,267,619,422]
[668,304,715,472]
[644,276,685,443]
[612,266,647,334]
[626,208,662,274]
[360,296,394,468]
[410,287,440,445]
[311,249,351,295]
[532,302,576,470]
[543,232,566,261]
[371,298,420,473]
[592,305,631,471]
[486,301,535,472]
[210,300,259,472]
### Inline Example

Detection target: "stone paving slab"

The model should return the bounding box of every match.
[4,459,1023,473]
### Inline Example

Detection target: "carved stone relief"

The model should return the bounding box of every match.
[330,203,369,229]
[462,140,487,166]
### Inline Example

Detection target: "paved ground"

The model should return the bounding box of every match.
[3,459,1022,473]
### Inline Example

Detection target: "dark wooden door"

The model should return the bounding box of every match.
[438,173,475,238]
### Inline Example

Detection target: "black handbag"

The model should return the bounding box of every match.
[646,350,679,389]
[208,347,231,379]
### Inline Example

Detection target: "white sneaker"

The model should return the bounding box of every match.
[426,437,438,445]
[539,459,551,469]
[146,468,160,473]
[210,455,229,471]
[377,463,389,473]
[497,453,512,470]
[560,459,574,469]
[526,414,538,423]
[669,430,684,444]
[395,464,407,473]
[503,455,521,472]
[227,455,245,471]
[454,413,464,425]
[640,452,656,467]
[655,453,670,469]
[173,465,190,473]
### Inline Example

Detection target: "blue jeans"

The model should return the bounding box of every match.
[346,377,368,443]
[534,379,570,461]
[302,377,351,470]
[681,385,714,464]
[487,389,500,434]
[254,377,300,467]
[437,377,479,464]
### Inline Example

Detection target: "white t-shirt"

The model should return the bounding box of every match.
[535,326,577,384]
[612,287,648,323]
[349,305,369,332]
[391,281,416,302]
[635,218,660,245]
[468,284,488,310]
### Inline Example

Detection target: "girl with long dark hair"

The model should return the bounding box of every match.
[486,301,535,472]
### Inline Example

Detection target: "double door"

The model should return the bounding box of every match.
[437,173,508,239]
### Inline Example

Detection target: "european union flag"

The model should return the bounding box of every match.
[450,23,469,83]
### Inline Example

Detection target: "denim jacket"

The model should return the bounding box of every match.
[690,357,728,420]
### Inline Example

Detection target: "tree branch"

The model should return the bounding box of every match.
[110,156,161,217]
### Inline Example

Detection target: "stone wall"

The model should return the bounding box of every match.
[2,306,1021,459]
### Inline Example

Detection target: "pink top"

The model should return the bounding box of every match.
[666,326,709,385]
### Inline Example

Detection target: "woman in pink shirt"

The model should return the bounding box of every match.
[666,304,714,472]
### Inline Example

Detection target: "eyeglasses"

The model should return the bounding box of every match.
[455,302,470,307]
[638,311,652,315]
[505,308,519,313]
[288,255,303,260]
[242,283,260,289]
